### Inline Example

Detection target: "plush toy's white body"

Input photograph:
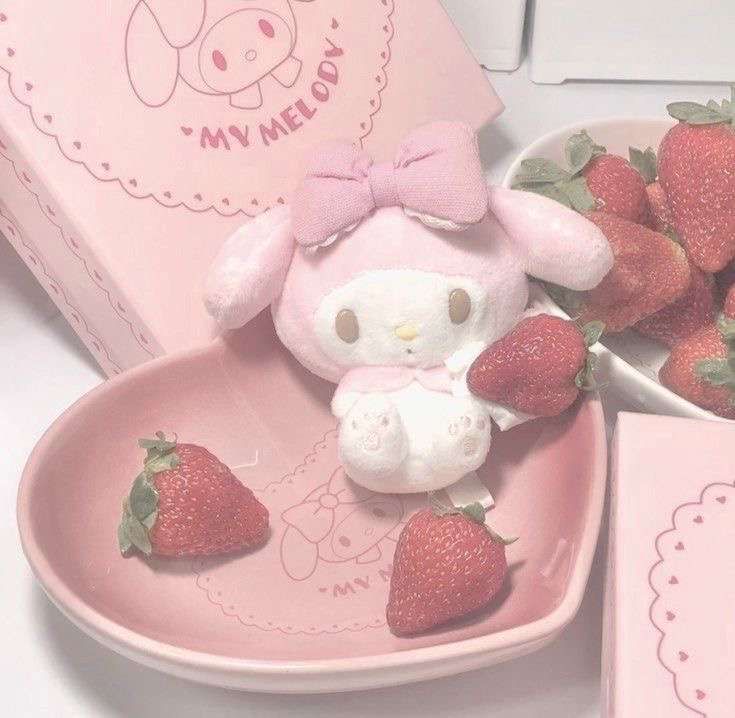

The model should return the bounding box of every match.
[337,379,491,494]
[313,267,528,494]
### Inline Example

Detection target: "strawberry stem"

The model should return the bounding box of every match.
[427,493,518,545]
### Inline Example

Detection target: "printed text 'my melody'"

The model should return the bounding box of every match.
[196,37,344,152]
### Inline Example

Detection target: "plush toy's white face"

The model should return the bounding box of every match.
[313,269,496,369]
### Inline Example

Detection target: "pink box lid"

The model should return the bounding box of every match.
[0,1,502,375]
[605,412,735,717]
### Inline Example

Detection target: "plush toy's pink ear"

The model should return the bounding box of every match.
[204,206,295,330]
[125,0,205,107]
[487,185,613,290]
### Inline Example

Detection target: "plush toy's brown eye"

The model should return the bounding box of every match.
[449,288,471,324]
[335,309,359,343]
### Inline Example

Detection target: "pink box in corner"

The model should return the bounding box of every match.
[0,1,501,377]
[604,412,735,718]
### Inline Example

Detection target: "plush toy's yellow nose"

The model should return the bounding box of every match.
[395,323,419,341]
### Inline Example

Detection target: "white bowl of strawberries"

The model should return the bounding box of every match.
[504,102,735,421]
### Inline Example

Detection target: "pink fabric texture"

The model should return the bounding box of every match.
[291,121,488,247]
[333,365,453,403]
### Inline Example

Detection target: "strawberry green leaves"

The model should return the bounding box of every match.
[428,494,517,545]
[695,315,735,405]
[565,129,606,174]
[629,146,658,185]
[574,320,605,392]
[512,130,602,212]
[118,433,179,556]
[667,88,735,126]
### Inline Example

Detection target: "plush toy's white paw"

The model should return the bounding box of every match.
[338,395,408,478]
[429,406,492,474]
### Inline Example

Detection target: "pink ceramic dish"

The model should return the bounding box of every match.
[17,313,607,693]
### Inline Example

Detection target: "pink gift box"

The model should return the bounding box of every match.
[0,1,501,376]
[604,412,735,717]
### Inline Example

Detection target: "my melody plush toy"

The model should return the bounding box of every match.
[204,122,613,499]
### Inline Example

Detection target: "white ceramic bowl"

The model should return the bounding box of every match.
[504,116,731,422]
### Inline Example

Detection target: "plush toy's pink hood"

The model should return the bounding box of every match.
[273,207,525,383]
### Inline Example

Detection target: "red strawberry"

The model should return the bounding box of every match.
[548,212,691,332]
[467,314,603,416]
[634,265,716,347]
[582,152,650,224]
[118,433,269,557]
[645,182,674,235]
[628,146,673,233]
[386,500,511,637]
[658,94,735,272]
[512,130,650,223]
[659,289,735,419]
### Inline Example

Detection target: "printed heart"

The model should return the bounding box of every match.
[669,576,679,585]
[129,178,137,187]
[675,541,684,551]
[360,122,366,130]
[331,18,338,29]
[180,126,193,137]
[666,611,675,621]
[25,82,32,91]
[194,193,202,201]
[101,162,110,171]
[716,496,726,503]
[0,14,7,22]
[7,47,14,57]
[163,191,171,199]
[693,515,703,523]
[696,690,706,700]
[43,114,52,123]
[222,198,230,206]
[251,199,259,206]
[73,141,81,150]
[679,651,689,662]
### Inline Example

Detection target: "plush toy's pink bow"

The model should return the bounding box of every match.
[291,121,488,248]
[281,469,374,544]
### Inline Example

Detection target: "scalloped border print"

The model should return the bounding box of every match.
[0,137,155,360]
[0,206,122,374]
[0,1,396,218]
[649,481,735,717]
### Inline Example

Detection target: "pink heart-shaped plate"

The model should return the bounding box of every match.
[17,312,607,693]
